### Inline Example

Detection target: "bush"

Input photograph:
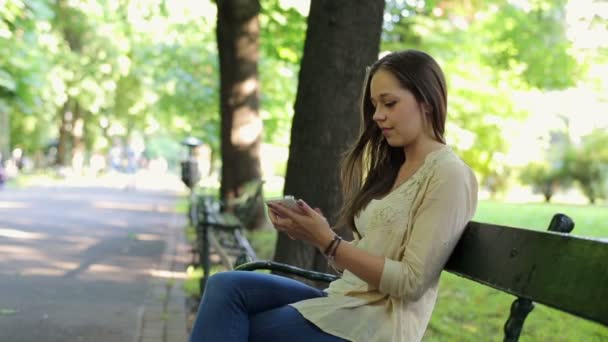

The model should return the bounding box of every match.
[562,130,608,204]
[519,162,564,202]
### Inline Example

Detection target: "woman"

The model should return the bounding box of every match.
[0,157,6,189]
[189,49,478,342]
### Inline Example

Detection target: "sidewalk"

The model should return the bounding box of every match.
[61,170,193,342]
[136,209,191,342]
[1,171,193,342]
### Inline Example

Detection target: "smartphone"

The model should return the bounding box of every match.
[266,195,299,210]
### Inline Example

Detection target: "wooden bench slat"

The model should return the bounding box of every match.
[445,221,608,326]
[203,211,242,228]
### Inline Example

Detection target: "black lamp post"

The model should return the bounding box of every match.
[180,136,202,190]
[180,137,203,227]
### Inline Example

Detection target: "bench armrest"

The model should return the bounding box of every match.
[234,260,340,283]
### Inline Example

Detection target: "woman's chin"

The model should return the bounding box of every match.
[384,137,404,148]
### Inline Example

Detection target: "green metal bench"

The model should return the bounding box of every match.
[194,180,264,292]
[235,213,608,341]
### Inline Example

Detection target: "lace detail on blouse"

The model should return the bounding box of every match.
[367,146,449,232]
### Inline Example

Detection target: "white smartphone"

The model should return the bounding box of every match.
[266,195,299,210]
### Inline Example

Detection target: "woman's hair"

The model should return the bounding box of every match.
[336,49,447,236]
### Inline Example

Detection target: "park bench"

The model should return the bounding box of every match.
[235,213,608,341]
[193,179,264,291]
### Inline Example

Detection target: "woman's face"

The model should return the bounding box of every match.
[370,68,429,148]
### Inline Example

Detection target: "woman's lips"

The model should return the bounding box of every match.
[381,128,392,135]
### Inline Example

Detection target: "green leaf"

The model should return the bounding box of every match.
[0,69,16,93]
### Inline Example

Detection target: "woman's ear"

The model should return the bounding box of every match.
[421,103,433,115]
[420,103,434,131]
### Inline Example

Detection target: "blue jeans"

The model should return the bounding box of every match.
[189,271,347,342]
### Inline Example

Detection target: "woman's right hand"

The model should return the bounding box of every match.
[267,205,296,240]
[267,203,326,241]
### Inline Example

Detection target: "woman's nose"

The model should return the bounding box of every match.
[372,108,385,122]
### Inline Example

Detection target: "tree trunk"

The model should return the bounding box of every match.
[273,0,385,285]
[56,101,71,166]
[216,0,264,228]
[55,0,86,168]
[542,181,553,203]
[0,105,9,163]
[71,102,86,173]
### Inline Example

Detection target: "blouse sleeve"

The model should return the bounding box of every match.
[378,161,478,300]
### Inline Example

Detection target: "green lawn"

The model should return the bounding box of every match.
[474,200,607,239]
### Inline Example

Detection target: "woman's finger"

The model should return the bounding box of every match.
[297,199,321,217]
[273,215,288,228]
[268,209,281,226]
[267,202,300,222]
[271,213,297,233]
[267,208,277,221]
[269,207,281,218]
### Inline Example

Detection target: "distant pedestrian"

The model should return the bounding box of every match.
[0,162,6,189]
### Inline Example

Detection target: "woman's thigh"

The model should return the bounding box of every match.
[202,270,327,315]
[191,271,329,341]
[249,305,347,342]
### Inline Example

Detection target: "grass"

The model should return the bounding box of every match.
[427,272,608,341]
[474,200,607,239]
[183,264,226,298]
[245,228,277,260]
[178,189,608,340]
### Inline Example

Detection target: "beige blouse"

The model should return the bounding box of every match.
[290,145,478,342]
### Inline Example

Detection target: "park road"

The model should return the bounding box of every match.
[0,184,184,342]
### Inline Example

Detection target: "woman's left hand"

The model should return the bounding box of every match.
[267,199,335,250]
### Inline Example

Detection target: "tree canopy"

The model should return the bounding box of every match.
[1,0,606,201]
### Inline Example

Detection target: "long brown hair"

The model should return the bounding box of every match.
[336,50,448,237]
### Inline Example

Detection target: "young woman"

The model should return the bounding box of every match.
[189,49,478,342]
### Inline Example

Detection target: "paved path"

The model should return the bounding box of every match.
[0,183,190,342]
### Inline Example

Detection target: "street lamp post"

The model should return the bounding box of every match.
[180,136,213,293]
[180,136,202,225]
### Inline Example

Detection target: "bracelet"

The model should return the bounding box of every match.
[323,235,340,256]
[327,236,342,263]
[330,237,342,257]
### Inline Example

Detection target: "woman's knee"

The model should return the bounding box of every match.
[205,271,248,295]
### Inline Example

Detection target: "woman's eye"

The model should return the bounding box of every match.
[385,102,396,108]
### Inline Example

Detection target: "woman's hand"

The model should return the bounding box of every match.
[269,199,386,289]
[266,199,335,250]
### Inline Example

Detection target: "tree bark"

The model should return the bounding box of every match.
[216,0,264,228]
[0,105,9,163]
[56,0,85,167]
[273,0,385,285]
[71,102,86,173]
[56,101,71,166]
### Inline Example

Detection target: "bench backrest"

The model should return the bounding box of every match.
[445,220,608,326]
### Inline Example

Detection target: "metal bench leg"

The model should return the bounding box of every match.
[503,213,575,342]
[200,222,209,293]
[504,298,534,342]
